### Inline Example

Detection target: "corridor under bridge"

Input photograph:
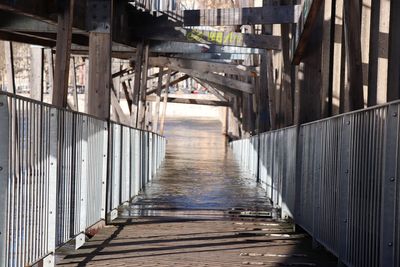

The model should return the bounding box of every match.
[56,118,337,267]
[0,0,400,266]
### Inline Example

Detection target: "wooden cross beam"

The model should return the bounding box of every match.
[133,26,281,50]
[148,56,258,77]
[291,0,324,64]
[146,74,190,95]
[146,95,230,107]
[150,41,267,55]
[171,67,254,94]
[179,5,302,26]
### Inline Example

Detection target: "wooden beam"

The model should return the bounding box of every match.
[144,57,254,94]
[0,30,55,47]
[132,42,144,125]
[148,56,257,77]
[29,46,44,101]
[46,49,54,102]
[71,57,78,111]
[138,43,150,129]
[150,41,267,55]
[88,32,112,119]
[170,67,254,94]
[192,78,228,102]
[152,67,164,133]
[52,0,74,107]
[110,91,130,125]
[4,42,15,94]
[159,69,172,135]
[135,27,282,50]
[147,95,230,107]
[292,0,324,64]
[87,0,113,119]
[180,5,302,26]
[146,74,190,95]
[343,0,364,110]
[387,0,400,101]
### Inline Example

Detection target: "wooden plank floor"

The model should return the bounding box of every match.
[57,214,337,267]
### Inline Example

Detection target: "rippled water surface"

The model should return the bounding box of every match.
[129,118,269,215]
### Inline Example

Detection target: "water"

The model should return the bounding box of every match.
[126,117,270,217]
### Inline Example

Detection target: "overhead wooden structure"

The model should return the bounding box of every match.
[0,0,398,138]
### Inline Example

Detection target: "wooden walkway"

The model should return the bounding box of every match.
[56,118,337,267]
[57,214,337,267]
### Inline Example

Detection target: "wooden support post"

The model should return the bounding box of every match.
[258,54,271,133]
[320,0,334,117]
[84,58,89,113]
[71,57,78,111]
[266,51,277,130]
[4,41,15,94]
[53,0,74,107]
[29,46,44,101]
[153,67,164,133]
[294,10,324,124]
[343,0,364,111]
[159,69,172,136]
[332,0,344,114]
[281,11,294,125]
[138,43,150,129]
[46,49,54,102]
[133,42,144,126]
[387,0,400,101]
[87,0,113,119]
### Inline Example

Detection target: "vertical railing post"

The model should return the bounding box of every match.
[101,121,109,221]
[46,107,58,267]
[0,95,9,267]
[380,104,399,266]
[338,115,351,265]
[77,116,88,249]
[149,133,153,181]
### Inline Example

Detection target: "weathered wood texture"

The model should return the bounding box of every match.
[136,27,282,50]
[29,46,44,101]
[152,67,164,133]
[88,32,112,119]
[147,95,230,107]
[181,5,301,26]
[4,42,15,94]
[52,0,74,107]
[159,69,172,135]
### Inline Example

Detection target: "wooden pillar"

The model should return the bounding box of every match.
[320,0,334,117]
[294,10,324,124]
[53,0,74,107]
[46,49,54,102]
[138,43,149,129]
[281,22,294,125]
[87,0,113,119]
[30,46,44,101]
[153,67,164,133]
[266,51,277,129]
[71,57,78,111]
[343,0,364,111]
[387,0,400,101]
[258,54,271,132]
[133,42,144,126]
[84,58,89,113]
[159,69,172,136]
[4,42,15,94]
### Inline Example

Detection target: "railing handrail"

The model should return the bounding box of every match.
[0,90,164,138]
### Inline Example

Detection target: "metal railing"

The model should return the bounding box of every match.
[0,92,166,267]
[231,101,400,267]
